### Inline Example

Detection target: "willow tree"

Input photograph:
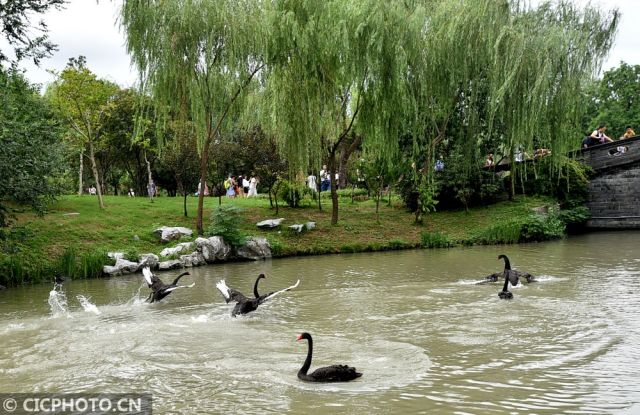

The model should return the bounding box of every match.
[262,0,424,225]
[121,0,265,234]
[404,0,618,219]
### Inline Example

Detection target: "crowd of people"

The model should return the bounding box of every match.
[221,174,258,198]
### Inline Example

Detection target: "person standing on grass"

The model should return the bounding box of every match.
[242,175,250,196]
[248,175,258,197]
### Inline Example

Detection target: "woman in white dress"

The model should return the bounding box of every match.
[248,176,258,197]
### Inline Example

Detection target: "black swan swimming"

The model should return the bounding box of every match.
[296,332,362,382]
[143,267,193,303]
[53,274,65,288]
[477,254,535,285]
[216,275,300,317]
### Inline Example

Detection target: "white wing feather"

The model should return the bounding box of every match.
[163,283,195,293]
[263,279,300,302]
[216,280,231,300]
[142,267,153,285]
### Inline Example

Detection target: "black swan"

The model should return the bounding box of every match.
[54,275,65,287]
[477,254,535,285]
[216,275,300,317]
[142,267,193,303]
[296,332,362,382]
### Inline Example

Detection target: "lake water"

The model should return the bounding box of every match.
[1,231,639,414]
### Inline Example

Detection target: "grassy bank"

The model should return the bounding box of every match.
[0,193,563,286]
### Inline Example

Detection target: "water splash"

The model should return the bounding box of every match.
[48,287,71,318]
[77,295,101,315]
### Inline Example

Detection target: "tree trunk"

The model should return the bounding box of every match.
[144,150,154,203]
[329,149,339,225]
[78,150,84,195]
[183,192,188,217]
[88,141,105,209]
[338,134,362,189]
[196,131,213,235]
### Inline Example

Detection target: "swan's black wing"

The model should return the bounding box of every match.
[476,273,502,285]
[216,280,249,303]
[257,279,300,305]
[308,365,362,382]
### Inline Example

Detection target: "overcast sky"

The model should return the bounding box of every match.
[6,0,640,90]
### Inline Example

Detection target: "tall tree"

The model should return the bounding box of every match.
[403,0,618,218]
[263,0,420,224]
[0,66,63,226]
[0,0,65,66]
[121,0,266,234]
[47,56,119,209]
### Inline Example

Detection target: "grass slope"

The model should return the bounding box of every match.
[0,193,557,286]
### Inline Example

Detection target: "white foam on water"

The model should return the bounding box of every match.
[48,289,71,318]
[76,295,101,315]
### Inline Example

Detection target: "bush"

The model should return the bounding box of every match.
[473,212,565,245]
[474,220,523,244]
[207,205,247,248]
[277,179,313,208]
[421,231,455,248]
[520,214,565,242]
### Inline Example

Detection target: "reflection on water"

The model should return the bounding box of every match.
[1,231,640,414]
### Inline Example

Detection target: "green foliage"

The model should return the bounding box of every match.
[207,205,247,248]
[277,179,312,208]
[474,220,524,245]
[420,232,454,248]
[473,212,565,245]
[78,250,108,279]
[0,0,65,66]
[520,214,565,242]
[124,248,139,262]
[266,235,283,256]
[583,62,640,137]
[387,239,410,250]
[0,67,64,226]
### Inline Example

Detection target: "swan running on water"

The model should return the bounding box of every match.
[296,332,362,382]
[143,267,194,303]
[216,274,299,317]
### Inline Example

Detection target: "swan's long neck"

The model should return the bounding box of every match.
[253,276,263,298]
[501,256,511,270]
[501,272,510,292]
[299,337,313,376]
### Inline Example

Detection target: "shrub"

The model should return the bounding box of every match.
[421,231,455,248]
[520,214,565,242]
[277,179,312,208]
[474,220,523,244]
[124,248,139,262]
[266,236,283,256]
[388,239,410,249]
[79,250,109,279]
[207,205,247,248]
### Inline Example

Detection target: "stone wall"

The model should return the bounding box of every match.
[579,135,640,228]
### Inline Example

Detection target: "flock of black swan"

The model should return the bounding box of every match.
[52,253,533,383]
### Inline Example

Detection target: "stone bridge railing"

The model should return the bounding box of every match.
[577,135,640,228]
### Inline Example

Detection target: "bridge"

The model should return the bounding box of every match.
[579,135,640,228]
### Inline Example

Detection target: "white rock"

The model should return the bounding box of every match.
[256,218,285,229]
[154,226,193,243]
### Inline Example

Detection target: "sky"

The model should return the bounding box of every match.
[5,0,640,90]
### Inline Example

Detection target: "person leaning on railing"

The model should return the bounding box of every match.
[619,126,636,140]
[591,124,613,144]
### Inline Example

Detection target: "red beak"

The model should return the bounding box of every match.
[296,334,302,341]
